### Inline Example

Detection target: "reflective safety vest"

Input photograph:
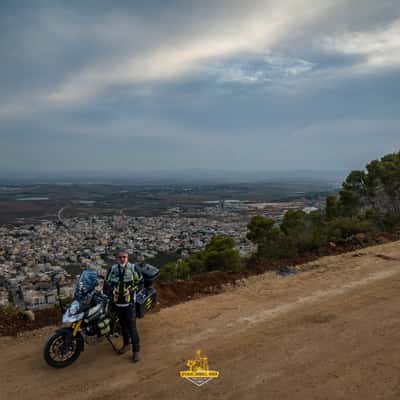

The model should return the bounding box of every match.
[106,263,142,306]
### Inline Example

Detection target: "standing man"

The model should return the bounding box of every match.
[106,250,143,362]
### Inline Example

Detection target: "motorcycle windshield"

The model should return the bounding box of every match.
[74,269,98,299]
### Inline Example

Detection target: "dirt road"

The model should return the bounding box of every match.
[2,241,400,400]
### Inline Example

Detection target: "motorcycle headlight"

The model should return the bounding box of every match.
[62,300,84,323]
[69,300,80,315]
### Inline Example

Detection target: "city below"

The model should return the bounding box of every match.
[0,181,332,310]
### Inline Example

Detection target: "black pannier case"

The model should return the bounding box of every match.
[136,287,157,318]
[135,263,160,288]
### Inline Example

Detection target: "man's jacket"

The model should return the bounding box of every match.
[106,262,143,307]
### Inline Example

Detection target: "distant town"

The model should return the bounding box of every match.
[0,194,327,310]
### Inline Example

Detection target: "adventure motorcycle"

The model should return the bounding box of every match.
[43,264,159,368]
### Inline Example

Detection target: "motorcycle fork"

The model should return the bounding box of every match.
[61,322,81,355]
[72,320,82,337]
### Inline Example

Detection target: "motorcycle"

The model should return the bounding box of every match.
[43,264,159,368]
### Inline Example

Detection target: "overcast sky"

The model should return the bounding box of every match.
[1,0,399,177]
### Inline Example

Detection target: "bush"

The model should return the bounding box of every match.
[246,152,400,262]
[159,261,192,282]
[325,196,339,219]
[203,248,241,272]
[186,255,206,274]
[326,217,374,242]
[383,212,400,232]
[160,235,242,281]
[159,262,178,282]
[281,210,306,235]
[199,235,241,272]
[247,216,275,244]
[205,236,236,253]
[256,227,298,260]
[0,304,23,316]
[281,210,327,253]
[293,226,327,253]
[176,261,192,280]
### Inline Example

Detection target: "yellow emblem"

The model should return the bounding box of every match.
[180,350,219,386]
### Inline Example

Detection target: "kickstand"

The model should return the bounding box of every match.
[106,335,120,354]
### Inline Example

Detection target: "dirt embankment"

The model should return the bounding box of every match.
[1,231,399,336]
[2,241,400,400]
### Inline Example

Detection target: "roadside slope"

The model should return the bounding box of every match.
[2,241,400,400]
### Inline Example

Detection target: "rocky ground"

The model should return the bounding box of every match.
[1,240,400,399]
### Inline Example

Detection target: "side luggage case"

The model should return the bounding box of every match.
[135,263,159,318]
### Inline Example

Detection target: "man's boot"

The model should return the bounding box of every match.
[132,351,140,363]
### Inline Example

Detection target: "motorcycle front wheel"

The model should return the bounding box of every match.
[43,329,84,368]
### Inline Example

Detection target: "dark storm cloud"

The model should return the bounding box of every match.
[0,0,399,174]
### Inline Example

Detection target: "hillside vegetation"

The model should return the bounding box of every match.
[161,151,400,280]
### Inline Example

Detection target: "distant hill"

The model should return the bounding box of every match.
[0,168,346,185]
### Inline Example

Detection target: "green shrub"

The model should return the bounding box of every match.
[160,235,242,280]
[246,152,400,262]
[383,212,400,232]
[205,236,236,252]
[186,255,206,274]
[0,304,23,316]
[203,248,241,272]
[293,226,327,253]
[281,210,306,235]
[159,262,179,282]
[247,216,275,244]
[175,261,192,280]
[159,259,193,282]
[325,196,339,219]
[326,217,374,242]
[257,227,298,260]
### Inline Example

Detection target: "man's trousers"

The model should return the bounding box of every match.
[114,304,140,352]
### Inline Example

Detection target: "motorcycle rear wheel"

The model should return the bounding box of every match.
[43,330,83,368]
